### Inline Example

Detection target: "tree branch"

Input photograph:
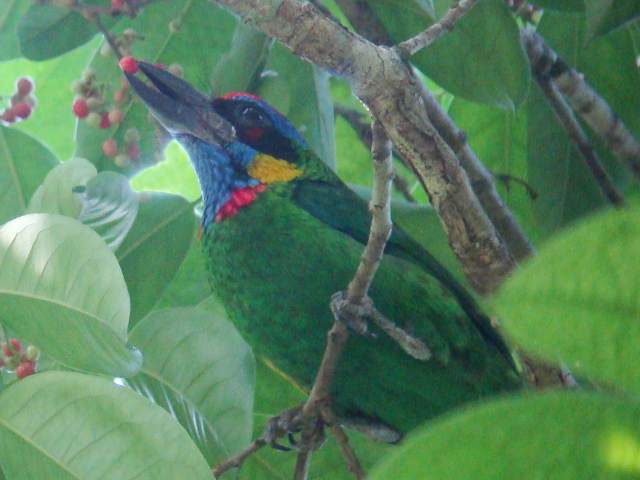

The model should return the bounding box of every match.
[535,75,624,206]
[522,28,640,180]
[396,0,481,57]
[210,0,516,294]
[212,438,267,477]
[332,0,534,263]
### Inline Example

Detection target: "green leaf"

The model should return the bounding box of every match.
[370,392,640,479]
[449,98,539,243]
[0,126,58,225]
[0,214,141,376]
[77,171,139,251]
[127,307,255,465]
[27,157,97,218]
[259,44,336,169]
[0,0,31,60]
[365,0,530,108]
[0,37,100,161]
[534,0,585,11]
[0,371,211,479]
[130,140,201,202]
[527,11,638,237]
[494,205,640,394]
[117,192,195,326]
[17,4,96,61]
[75,0,237,172]
[585,0,640,38]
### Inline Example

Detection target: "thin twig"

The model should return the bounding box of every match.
[94,15,123,60]
[212,438,267,477]
[396,0,481,56]
[321,406,366,480]
[293,449,312,480]
[535,76,624,206]
[522,28,640,180]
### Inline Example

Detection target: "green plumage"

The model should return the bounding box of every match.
[202,151,522,435]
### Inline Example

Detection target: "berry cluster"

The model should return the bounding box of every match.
[71,68,124,130]
[1,77,36,125]
[103,127,141,167]
[0,338,38,380]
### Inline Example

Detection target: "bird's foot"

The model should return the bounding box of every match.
[263,404,326,452]
[330,292,376,338]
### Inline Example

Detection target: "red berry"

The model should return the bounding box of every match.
[16,77,33,96]
[111,0,125,11]
[15,361,35,379]
[102,138,118,157]
[119,56,139,74]
[13,103,32,119]
[73,98,89,118]
[1,109,16,123]
[9,338,21,353]
[99,112,111,129]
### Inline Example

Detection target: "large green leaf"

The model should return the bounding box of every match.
[527,11,639,238]
[494,204,640,394]
[127,307,255,465]
[27,157,97,218]
[0,0,30,60]
[585,0,640,38]
[0,37,99,160]
[75,0,237,173]
[0,371,211,479]
[365,0,529,108]
[17,4,96,61]
[77,171,139,251]
[0,126,58,225]
[117,192,195,326]
[0,214,140,376]
[371,392,640,479]
[449,98,539,243]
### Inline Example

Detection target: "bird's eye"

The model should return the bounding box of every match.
[240,106,266,125]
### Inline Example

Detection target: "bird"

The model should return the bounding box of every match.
[126,62,523,441]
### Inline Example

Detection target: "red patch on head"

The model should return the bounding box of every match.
[221,91,262,101]
[242,127,264,143]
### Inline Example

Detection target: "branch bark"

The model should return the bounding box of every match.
[522,28,640,180]
[333,0,535,263]
[535,76,624,206]
[396,0,481,56]
[211,0,516,294]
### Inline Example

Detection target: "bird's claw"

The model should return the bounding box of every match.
[262,404,327,452]
[330,292,377,338]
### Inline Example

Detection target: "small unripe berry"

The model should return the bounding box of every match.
[111,0,125,12]
[86,112,101,128]
[73,98,89,118]
[16,77,33,96]
[25,345,39,361]
[15,360,35,379]
[1,109,16,123]
[123,28,137,41]
[81,68,96,83]
[99,112,111,129]
[114,153,131,168]
[102,138,118,157]
[86,96,104,110]
[127,141,140,161]
[168,19,181,33]
[108,108,123,124]
[113,89,126,104]
[119,56,139,74]
[168,63,184,78]
[12,103,31,119]
[71,80,84,94]
[124,127,140,143]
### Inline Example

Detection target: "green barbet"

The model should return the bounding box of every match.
[127,62,522,440]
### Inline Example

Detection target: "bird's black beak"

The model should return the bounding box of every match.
[125,61,235,145]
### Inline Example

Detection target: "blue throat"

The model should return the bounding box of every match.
[177,135,260,227]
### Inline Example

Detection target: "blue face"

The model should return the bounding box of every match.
[211,94,308,163]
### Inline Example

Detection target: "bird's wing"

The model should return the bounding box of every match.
[291,179,514,362]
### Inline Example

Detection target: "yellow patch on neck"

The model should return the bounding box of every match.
[248,153,303,184]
